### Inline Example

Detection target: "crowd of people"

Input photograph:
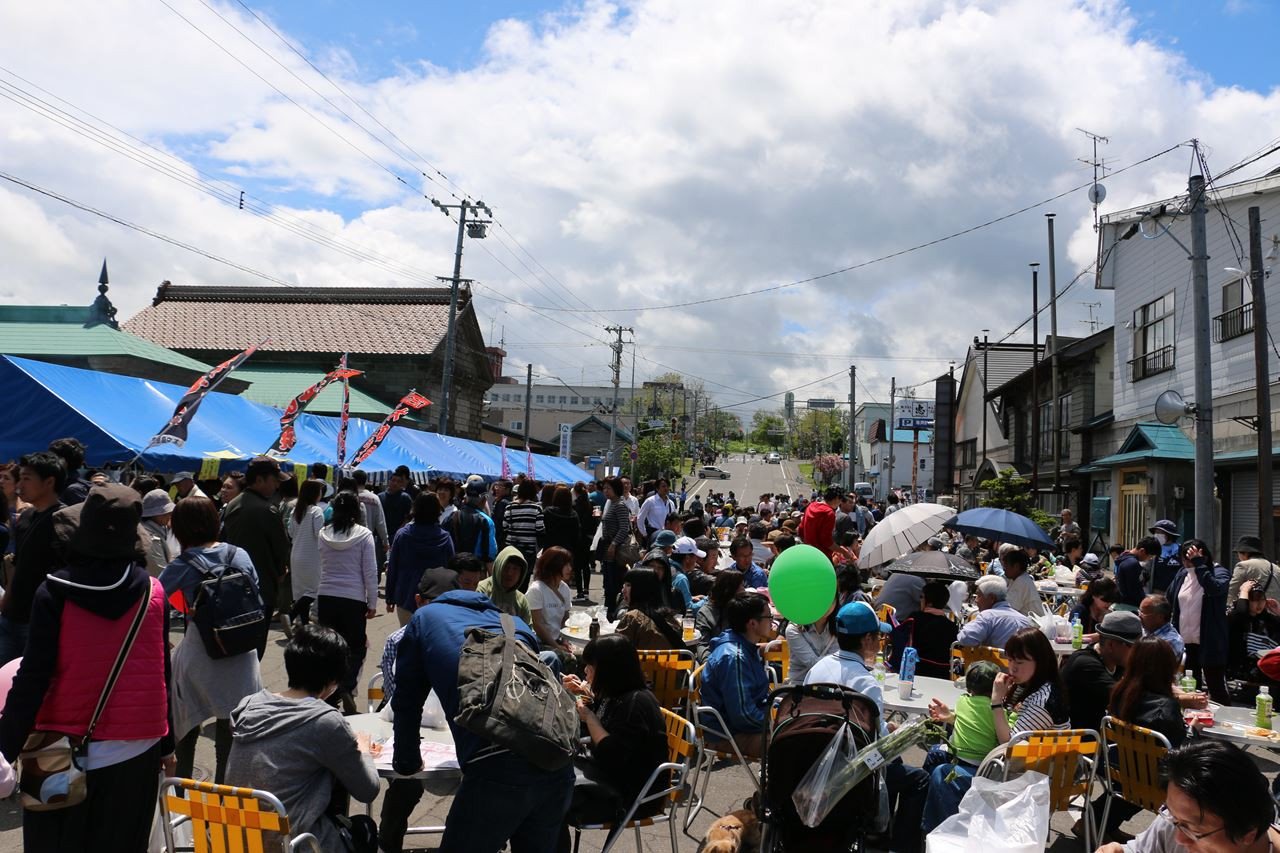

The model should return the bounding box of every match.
[0,441,1278,852]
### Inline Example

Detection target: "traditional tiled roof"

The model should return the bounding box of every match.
[124,284,464,355]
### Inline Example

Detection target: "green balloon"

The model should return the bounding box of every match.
[768,544,837,625]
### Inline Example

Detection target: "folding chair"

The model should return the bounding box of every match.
[367,670,385,713]
[685,663,762,831]
[762,637,791,684]
[160,777,322,852]
[875,602,896,624]
[637,648,695,711]
[569,709,699,853]
[950,642,1009,679]
[1099,716,1171,836]
[977,728,1102,852]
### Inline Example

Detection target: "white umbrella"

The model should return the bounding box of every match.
[859,502,956,568]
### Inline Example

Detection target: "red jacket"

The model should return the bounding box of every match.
[798,502,836,558]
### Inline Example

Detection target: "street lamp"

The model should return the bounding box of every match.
[430,197,492,435]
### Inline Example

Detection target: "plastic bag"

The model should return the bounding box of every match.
[925,771,1051,853]
[378,688,447,729]
[791,723,859,828]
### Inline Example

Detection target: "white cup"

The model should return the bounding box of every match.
[897,679,914,700]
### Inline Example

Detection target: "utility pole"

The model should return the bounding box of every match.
[430,197,491,435]
[1031,263,1041,495]
[1189,172,1213,543]
[606,325,632,471]
[848,365,857,490]
[1249,207,1273,550]
[980,332,989,469]
[887,377,896,502]
[1047,213,1060,500]
[629,339,637,482]
[522,363,532,451]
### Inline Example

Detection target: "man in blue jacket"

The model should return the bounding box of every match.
[701,592,773,758]
[1115,536,1159,607]
[391,590,572,853]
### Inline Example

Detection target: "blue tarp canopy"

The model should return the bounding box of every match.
[0,356,585,483]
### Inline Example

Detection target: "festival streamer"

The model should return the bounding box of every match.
[267,360,363,455]
[150,341,263,447]
[351,389,431,467]
[336,353,352,466]
[500,435,511,480]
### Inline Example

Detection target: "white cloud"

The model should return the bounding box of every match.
[3,0,1280,418]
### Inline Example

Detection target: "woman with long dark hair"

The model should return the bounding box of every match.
[542,485,581,564]
[694,570,745,662]
[1167,538,1231,704]
[559,635,668,850]
[1092,637,1186,840]
[288,479,325,626]
[572,482,599,601]
[317,491,378,713]
[384,491,454,626]
[615,567,684,650]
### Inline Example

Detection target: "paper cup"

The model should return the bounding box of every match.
[897,679,914,700]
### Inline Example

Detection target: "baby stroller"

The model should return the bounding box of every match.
[759,683,881,852]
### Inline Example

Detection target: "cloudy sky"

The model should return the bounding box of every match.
[3,0,1279,419]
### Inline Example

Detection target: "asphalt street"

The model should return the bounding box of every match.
[683,454,810,507]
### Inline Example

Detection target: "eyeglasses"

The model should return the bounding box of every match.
[1157,805,1227,842]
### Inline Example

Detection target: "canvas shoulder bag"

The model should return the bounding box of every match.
[454,612,579,770]
[18,581,151,811]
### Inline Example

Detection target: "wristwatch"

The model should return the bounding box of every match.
[990,703,1006,710]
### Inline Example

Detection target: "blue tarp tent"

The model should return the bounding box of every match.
[0,356,586,482]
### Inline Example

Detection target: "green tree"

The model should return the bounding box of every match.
[634,435,685,481]
[750,410,786,449]
[978,469,1055,529]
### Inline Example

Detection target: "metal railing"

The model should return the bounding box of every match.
[1213,302,1253,342]
[1129,345,1175,382]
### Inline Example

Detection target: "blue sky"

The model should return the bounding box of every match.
[250,1,1279,91]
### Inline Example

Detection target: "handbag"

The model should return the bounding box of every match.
[17,581,151,811]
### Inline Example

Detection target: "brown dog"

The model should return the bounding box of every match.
[701,807,761,853]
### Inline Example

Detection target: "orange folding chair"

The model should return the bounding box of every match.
[637,648,696,711]
[160,777,321,852]
[1100,716,1171,835]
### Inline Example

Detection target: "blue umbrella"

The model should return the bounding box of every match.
[943,507,1054,550]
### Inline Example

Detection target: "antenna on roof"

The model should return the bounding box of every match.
[1077,128,1110,233]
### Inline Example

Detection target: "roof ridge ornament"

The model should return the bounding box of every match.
[86,258,119,329]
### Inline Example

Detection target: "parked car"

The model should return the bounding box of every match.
[698,465,731,479]
[853,481,874,499]
[765,452,781,464]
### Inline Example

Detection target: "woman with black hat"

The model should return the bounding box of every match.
[0,484,174,850]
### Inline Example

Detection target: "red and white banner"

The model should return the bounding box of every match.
[336,354,352,467]
[526,445,535,480]
[351,389,431,467]
[151,341,263,447]
[268,360,363,455]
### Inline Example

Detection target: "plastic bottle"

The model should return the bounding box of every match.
[1180,672,1197,694]
[1257,686,1273,730]
[1071,614,1083,650]
[588,616,600,641]
[873,653,886,683]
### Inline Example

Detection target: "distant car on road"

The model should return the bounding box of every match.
[698,465,731,479]
[853,481,874,499]
[765,452,781,464]
[747,447,757,454]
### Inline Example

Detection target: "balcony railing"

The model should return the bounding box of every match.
[1129,345,1175,382]
[1213,301,1254,342]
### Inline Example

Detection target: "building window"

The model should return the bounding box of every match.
[535,395,544,404]
[510,420,523,431]
[571,397,579,405]
[513,393,522,402]
[1214,277,1254,342]
[1058,394,1072,458]
[500,393,509,402]
[559,395,567,405]
[959,439,976,468]
[1039,400,1053,458]
[920,458,926,470]
[1130,291,1175,380]
[594,397,603,405]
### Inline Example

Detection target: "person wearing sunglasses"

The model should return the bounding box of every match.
[1097,739,1277,853]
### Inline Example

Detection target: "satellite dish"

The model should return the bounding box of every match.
[1088,183,1107,205]
[1154,389,1194,425]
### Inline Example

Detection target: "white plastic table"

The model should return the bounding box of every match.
[882,673,965,715]
[1194,705,1280,751]
[345,712,460,780]
[561,620,617,649]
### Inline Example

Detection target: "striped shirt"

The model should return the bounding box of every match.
[503,501,545,549]
[600,500,632,550]
[1009,682,1070,734]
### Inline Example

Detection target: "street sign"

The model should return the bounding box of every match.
[558,423,572,459]
[648,419,665,428]
[807,398,837,409]
[895,399,935,430]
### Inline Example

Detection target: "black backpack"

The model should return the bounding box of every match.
[187,543,267,659]
[449,506,494,562]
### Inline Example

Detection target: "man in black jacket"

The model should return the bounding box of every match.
[1115,537,1160,607]
[0,452,66,664]
[222,457,290,657]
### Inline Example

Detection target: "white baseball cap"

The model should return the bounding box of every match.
[673,536,706,558]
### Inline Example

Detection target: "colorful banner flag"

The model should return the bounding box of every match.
[351,389,431,468]
[526,445,535,480]
[336,354,353,467]
[150,341,263,447]
[500,435,511,480]
[267,360,363,455]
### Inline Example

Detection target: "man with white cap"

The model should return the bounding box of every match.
[670,535,705,613]
[172,472,207,501]
[806,601,929,853]
[140,488,179,576]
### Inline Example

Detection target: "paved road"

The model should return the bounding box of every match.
[683,455,811,506]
